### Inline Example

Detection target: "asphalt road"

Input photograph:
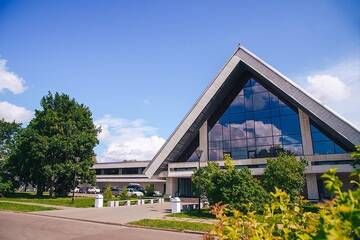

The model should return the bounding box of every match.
[0,211,202,240]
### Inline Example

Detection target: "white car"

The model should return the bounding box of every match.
[153,191,162,197]
[71,187,80,193]
[127,188,144,197]
[87,187,100,194]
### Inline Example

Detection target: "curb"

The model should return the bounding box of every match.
[28,212,126,227]
[25,212,206,235]
[125,223,206,235]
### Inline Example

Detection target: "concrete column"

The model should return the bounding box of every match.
[199,120,208,164]
[166,177,176,196]
[298,109,313,156]
[306,174,319,201]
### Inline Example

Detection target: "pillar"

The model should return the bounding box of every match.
[199,120,208,164]
[298,109,313,156]
[166,177,176,196]
[306,174,319,201]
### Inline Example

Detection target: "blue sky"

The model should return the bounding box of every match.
[0,0,359,162]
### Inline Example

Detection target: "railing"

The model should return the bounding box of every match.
[106,197,166,207]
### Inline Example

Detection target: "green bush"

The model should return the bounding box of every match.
[193,154,269,212]
[208,168,360,240]
[262,152,307,200]
[103,185,113,202]
[118,188,128,200]
[145,184,155,196]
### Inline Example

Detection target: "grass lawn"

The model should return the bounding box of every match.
[2,192,94,208]
[167,209,215,219]
[129,219,213,232]
[0,202,57,212]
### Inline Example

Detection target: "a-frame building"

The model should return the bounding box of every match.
[142,46,360,200]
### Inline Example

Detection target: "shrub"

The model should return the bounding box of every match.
[262,152,307,200]
[145,184,155,196]
[103,184,113,202]
[118,188,128,200]
[208,168,360,240]
[351,145,360,168]
[193,155,269,212]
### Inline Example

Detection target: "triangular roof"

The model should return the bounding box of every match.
[144,46,360,177]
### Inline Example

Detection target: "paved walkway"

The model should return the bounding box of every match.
[34,202,172,224]
[0,211,202,240]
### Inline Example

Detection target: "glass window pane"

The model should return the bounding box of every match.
[207,78,304,161]
[209,141,222,149]
[209,123,222,141]
[283,144,303,155]
[223,140,231,149]
[231,139,247,148]
[282,134,302,145]
[231,122,247,139]
[335,144,346,154]
[247,138,256,147]
[279,106,296,115]
[280,115,300,135]
[252,81,267,93]
[253,92,270,111]
[232,148,248,159]
[256,146,273,158]
[256,137,273,146]
[310,121,347,155]
[209,149,223,161]
[255,119,272,137]
[223,124,230,140]
[229,95,245,113]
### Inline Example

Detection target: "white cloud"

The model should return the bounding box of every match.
[0,101,33,123]
[0,57,25,94]
[300,57,360,129]
[306,74,350,102]
[95,115,165,162]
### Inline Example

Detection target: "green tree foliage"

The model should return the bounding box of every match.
[0,120,21,196]
[0,119,21,159]
[103,185,113,202]
[7,92,99,196]
[192,154,269,212]
[313,169,360,239]
[208,168,360,240]
[145,184,155,196]
[262,152,307,200]
[351,145,360,168]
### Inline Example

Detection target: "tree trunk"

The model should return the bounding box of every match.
[36,184,43,197]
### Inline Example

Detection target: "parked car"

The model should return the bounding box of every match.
[127,188,144,197]
[111,187,121,196]
[87,187,100,194]
[153,190,162,197]
[127,183,145,193]
[71,187,80,193]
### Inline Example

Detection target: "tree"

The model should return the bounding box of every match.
[192,162,220,201]
[145,184,155,196]
[0,120,21,159]
[262,152,307,200]
[192,155,269,212]
[103,185,113,202]
[8,92,99,196]
[351,145,360,169]
[0,120,21,196]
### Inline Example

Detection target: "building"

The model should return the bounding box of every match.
[94,46,360,200]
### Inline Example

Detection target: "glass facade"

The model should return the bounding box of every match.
[208,79,303,161]
[310,121,346,155]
